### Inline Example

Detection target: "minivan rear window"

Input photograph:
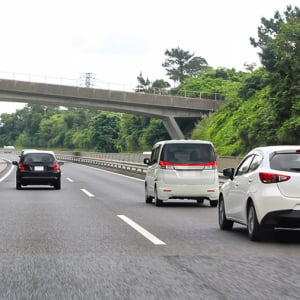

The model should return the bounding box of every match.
[270,153,300,172]
[160,143,215,164]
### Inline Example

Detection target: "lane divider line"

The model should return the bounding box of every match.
[117,215,166,245]
[0,164,14,183]
[80,188,94,197]
[67,177,74,182]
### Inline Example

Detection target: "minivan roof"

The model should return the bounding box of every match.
[154,140,213,146]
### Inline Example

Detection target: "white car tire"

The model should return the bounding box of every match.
[247,203,264,241]
[218,196,233,230]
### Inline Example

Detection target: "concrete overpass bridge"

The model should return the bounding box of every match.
[0,78,224,139]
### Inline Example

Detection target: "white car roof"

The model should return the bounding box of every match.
[251,145,300,155]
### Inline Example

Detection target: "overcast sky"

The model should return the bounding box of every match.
[0,0,299,114]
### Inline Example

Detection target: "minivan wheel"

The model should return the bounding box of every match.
[218,196,233,230]
[196,199,204,205]
[247,203,264,241]
[210,200,218,207]
[145,184,153,204]
[154,186,163,207]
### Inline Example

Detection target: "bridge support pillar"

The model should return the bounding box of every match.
[162,117,185,140]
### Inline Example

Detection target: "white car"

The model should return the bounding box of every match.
[219,146,300,241]
[144,140,219,207]
[3,145,15,153]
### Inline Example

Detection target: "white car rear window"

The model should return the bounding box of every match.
[270,153,300,172]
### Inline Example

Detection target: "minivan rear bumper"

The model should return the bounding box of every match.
[157,184,219,201]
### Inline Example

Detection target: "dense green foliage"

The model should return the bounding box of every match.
[0,6,299,155]
[0,105,169,152]
[191,5,300,155]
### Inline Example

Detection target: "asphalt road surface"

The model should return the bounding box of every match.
[0,153,300,299]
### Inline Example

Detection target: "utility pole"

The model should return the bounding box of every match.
[80,73,95,88]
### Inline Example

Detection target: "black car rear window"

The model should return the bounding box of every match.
[24,153,54,164]
[270,153,300,172]
[160,143,215,164]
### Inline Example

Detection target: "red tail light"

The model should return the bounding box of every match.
[53,162,60,171]
[19,162,25,171]
[159,161,175,169]
[159,160,217,170]
[259,172,290,184]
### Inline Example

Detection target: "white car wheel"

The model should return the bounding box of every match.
[218,196,233,230]
[247,203,264,241]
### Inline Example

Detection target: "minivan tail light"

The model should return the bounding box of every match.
[159,161,175,170]
[159,160,217,169]
[259,172,290,184]
[53,162,60,171]
[19,162,25,171]
[203,161,217,170]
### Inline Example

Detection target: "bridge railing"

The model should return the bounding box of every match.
[0,71,225,100]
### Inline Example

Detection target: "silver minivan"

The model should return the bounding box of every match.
[144,140,219,207]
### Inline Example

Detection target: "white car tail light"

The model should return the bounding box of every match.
[259,172,291,184]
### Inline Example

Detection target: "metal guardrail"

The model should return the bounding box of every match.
[1,150,238,182]
[55,153,228,182]
[55,154,148,176]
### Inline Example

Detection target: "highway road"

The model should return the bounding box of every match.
[0,153,300,299]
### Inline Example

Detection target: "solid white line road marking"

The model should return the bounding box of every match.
[80,188,94,197]
[67,177,74,182]
[0,164,14,183]
[117,215,166,245]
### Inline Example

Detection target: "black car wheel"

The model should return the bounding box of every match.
[16,181,22,190]
[54,180,61,190]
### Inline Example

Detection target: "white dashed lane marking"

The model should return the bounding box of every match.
[117,215,166,245]
[80,188,95,197]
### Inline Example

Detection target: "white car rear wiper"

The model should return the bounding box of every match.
[289,168,300,172]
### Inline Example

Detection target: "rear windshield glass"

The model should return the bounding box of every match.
[270,153,300,172]
[160,143,215,164]
[24,153,54,164]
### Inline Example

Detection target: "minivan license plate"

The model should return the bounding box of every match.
[34,166,44,171]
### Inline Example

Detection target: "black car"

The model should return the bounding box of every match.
[12,150,64,190]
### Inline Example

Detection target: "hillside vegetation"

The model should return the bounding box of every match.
[0,5,299,155]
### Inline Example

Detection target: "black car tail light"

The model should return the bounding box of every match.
[53,162,60,171]
[19,162,25,171]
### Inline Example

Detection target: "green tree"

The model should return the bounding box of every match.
[162,47,209,83]
[135,72,150,92]
[250,5,300,132]
[38,114,67,147]
[86,112,120,152]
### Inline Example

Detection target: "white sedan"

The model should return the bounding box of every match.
[219,145,300,241]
